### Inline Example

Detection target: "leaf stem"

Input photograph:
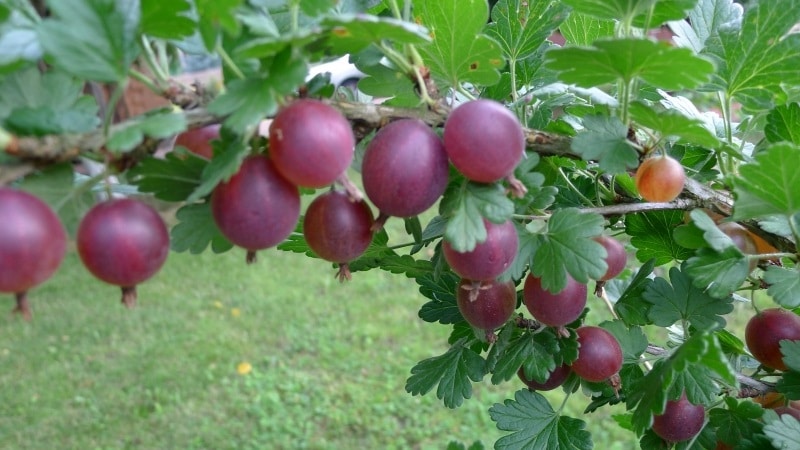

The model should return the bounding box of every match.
[216,44,246,80]
[509,58,518,103]
[556,167,594,206]
[388,0,402,19]
[102,80,127,137]
[128,68,162,95]
[139,36,170,83]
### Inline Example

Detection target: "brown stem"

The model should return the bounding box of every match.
[12,291,32,321]
[121,286,137,308]
[371,212,390,233]
[505,174,528,198]
[335,172,364,203]
[246,251,257,264]
[336,263,352,282]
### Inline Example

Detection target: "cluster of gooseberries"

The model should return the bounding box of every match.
[0,187,169,317]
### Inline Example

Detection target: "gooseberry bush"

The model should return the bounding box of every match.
[1,0,800,448]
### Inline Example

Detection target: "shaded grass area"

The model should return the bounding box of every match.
[1,248,631,449]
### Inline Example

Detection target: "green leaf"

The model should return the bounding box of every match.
[170,203,234,254]
[486,0,569,62]
[321,14,431,55]
[208,49,307,134]
[670,0,742,53]
[38,0,140,82]
[599,320,647,363]
[140,0,195,40]
[733,143,800,220]
[107,108,186,153]
[778,371,800,401]
[492,330,560,385]
[643,266,733,330]
[558,12,614,46]
[446,441,485,450]
[765,103,800,145]
[765,267,800,309]
[528,208,606,292]
[562,0,697,27]
[17,163,94,235]
[688,209,738,252]
[704,0,800,110]
[709,397,764,448]
[417,272,463,324]
[489,389,592,450]
[684,247,750,299]
[627,332,736,435]
[128,152,207,202]
[355,61,418,107]
[629,101,720,148]
[186,138,250,203]
[378,254,433,278]
[781,341,800,373]
[0,68,99,136]
[441,181,515,252]
[764,412,800,450]
[0,2,41,72]
[612,259,656,326]
[413,0,505,88]
[299,0,336,16]
[545,38,715,91]
[196,0,243,51]
[626,211,693,265]
[570,114,639,174]
[405,337,486,408]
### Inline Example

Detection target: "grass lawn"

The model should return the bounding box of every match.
[2,242,633,449]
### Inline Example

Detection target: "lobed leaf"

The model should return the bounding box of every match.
[570,114,638,174]
[643,266,733,330]
[704,0,800,110]
[733,143,800,220]
[625,210,693,265]
[414,0,504,88]
[489,389,592,450]
[545,38,715,91]
[405,338,486,409]
[486,0,569,62]
[128,152,207,202]
[170,203,234,254]
[765,103,800,145]
[765,267,800,309]
[709,397,764,448]
[417,272,463,325]
[38,0,140,82]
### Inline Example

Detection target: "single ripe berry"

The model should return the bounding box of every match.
[635,156,686,202]
[443,219,518,282]
[594,235,627,281]
[174,124,220,159]
[443,99,524,183]
[523,274,587,327]
[77,198,169,308]
[303,190,374,281]
[0,188,67,319]
[518,364,571,391]
[362,119,449,224]
[571,326,623,383]
[269,99,355,188]
[212,155,301,263]
[652,393,705,443]
[745,308,800,371]
[456,278,517,330]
